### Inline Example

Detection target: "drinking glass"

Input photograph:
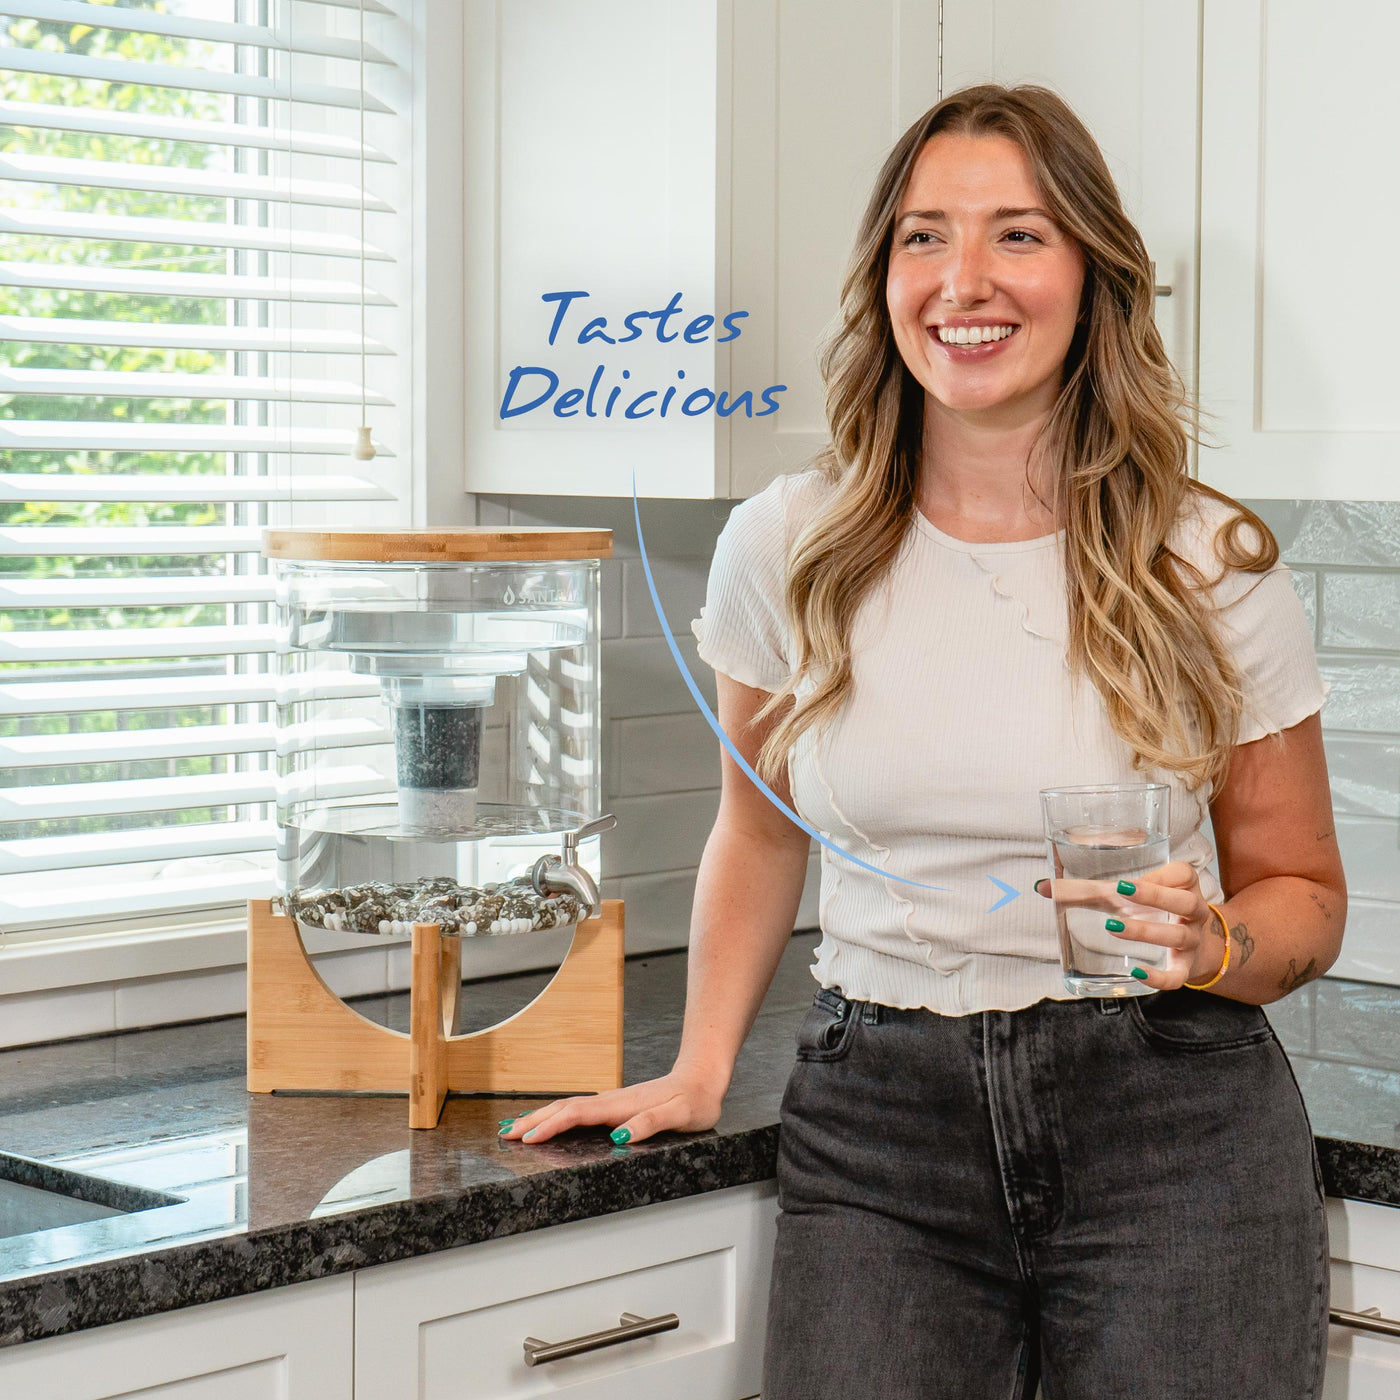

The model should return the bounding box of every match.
[1039,782,1176,997]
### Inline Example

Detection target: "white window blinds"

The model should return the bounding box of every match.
[0,0,410,934]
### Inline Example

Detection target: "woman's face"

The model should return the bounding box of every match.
[886,133,1086,422]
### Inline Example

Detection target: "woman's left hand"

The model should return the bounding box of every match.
[1035,861,1225,991]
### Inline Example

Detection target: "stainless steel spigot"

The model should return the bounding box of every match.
[529,813,617,916]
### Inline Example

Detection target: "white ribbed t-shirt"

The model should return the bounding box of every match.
[689,468,1332,1015]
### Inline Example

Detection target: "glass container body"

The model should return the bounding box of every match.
[1040,782,1174,998]
[271,556,602,916]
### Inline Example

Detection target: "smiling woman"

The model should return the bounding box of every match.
[500,83,1343,1400]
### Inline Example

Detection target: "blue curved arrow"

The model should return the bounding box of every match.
[631,474,948,892]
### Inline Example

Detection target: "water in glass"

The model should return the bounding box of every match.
[1051,825,1173,996]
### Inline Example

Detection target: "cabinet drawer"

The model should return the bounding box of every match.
[1326,1199,1400,1399]
[0,1276,353,1400]
[354,1181,778,1400]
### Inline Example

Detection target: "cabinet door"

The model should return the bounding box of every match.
[1324,1341,1400,1400]
[462,0,939,501]
[723,0,941,498]
[1325,1199,1400,1398]
[0,1275,353,1400]
[354,1181,779,1400]
[463,0,724,500]
[941,1,1200,454]
[1199,0,1400,498]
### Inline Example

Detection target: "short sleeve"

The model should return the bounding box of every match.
[1212,565,1332,744]
[690,476,793,692]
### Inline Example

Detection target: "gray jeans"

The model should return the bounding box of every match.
[763,986,1329,1400]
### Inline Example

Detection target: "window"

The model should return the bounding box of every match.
[0,0,412,940]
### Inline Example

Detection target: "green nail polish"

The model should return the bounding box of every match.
[1130,967,1149,981]
[498,1117,515,1126]
[1105,917,1125,932]
[610,1127,631,1145]
[498,1125,512,1135]
[1117,879,1136,896]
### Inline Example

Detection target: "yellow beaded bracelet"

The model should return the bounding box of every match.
[1184,903,1232,990]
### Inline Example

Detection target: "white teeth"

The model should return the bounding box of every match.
[937,324,1016,345]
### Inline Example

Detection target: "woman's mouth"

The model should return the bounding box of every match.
[928,323,1020,361]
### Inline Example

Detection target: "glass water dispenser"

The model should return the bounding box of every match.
[263,527,613,943]
[248,526,622,1127]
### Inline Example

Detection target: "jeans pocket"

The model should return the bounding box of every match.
[794,990,861,1062]
[1126,987,1274,1053]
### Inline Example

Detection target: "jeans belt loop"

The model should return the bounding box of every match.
[861,1000,880,1026]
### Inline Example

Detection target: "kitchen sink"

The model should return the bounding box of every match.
[0,1151,182,1241]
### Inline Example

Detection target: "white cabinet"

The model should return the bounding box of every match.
[947,0,1400,501]
[1325,1198,1400,1399]
[1199,0,1400,500]
[354,1181,779,1400]
[0,1185,778,1400]
[0,1275,353,1400]
[461,0,939,500]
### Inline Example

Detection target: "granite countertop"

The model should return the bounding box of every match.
[0,933,1397,1350]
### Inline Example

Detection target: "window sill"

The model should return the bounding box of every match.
[0,911,394,998]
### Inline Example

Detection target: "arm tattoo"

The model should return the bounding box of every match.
[1229,920,1255,966]
[1307,890,1333,921]
[1279,957,1319,994]
[1316,825,1336,842]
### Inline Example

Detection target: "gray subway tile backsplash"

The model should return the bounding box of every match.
[1313,979,1400,1070]
[1251,499,1400,569]
[1265,982,1314,1055]
[1247,500,1399,988]
[1320,571,1400,652]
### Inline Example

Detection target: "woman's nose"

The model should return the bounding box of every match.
[941,239,995,306]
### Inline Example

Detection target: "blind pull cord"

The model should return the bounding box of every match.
[352,0,376,460]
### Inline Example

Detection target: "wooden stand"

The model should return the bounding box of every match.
[246,899,625,1129]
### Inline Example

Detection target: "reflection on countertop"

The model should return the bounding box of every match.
[0,934,1395,1349]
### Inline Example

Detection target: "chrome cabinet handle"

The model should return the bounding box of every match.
[1330,1306,1400,1338]
[1149,259,1172,297]
[523,1310,680,1367]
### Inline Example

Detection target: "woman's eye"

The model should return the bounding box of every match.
[1004,229,1041,244]
[903,230,936,245]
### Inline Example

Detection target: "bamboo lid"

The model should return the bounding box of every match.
[262,526,613,563]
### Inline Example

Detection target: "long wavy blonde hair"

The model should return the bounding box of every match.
[752,83,1278,800]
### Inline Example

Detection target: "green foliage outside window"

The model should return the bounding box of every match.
[0,4,266,836]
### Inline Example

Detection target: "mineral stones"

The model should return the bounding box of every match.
[287,874,585,937]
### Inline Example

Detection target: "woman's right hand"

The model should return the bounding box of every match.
[500,673,803,1151]
[496,1068,726,1146]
